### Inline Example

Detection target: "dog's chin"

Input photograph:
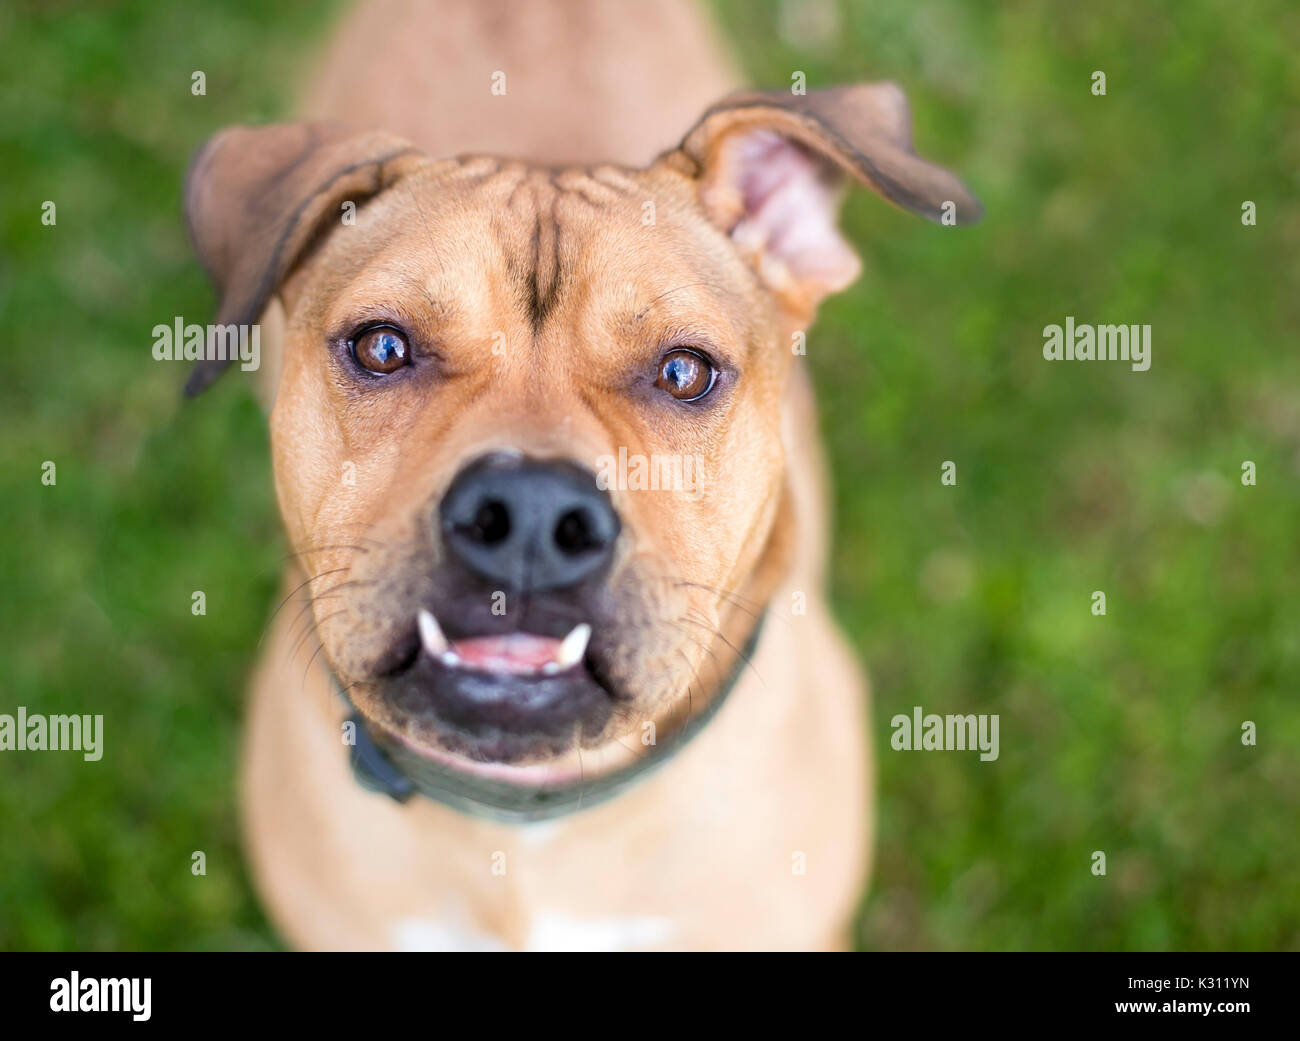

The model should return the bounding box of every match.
[380,658,614,766]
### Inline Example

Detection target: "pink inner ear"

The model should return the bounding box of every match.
[725,130,862,298]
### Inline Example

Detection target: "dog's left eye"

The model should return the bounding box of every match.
[352,326,410,374]
[655,349,716,401]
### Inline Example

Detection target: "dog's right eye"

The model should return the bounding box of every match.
[655,348,716,402]
[351,326,410,374]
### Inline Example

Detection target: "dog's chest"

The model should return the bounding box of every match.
[390,909,674,953]
[385,817,681,951]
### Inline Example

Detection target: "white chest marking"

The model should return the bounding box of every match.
[392,911,672,952]
[392,914,508,952]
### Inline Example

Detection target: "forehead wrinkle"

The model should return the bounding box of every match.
[518,169,651,335]
[586,164,641,193]
[554,167,631,207]
[633,281,732,323]
[485,168,564,336]
[400,180,450,271]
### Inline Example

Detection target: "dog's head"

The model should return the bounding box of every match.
[186,85,978,781]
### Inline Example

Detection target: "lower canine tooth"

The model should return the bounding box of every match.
[418,609,449,656]
[556,623,591,669]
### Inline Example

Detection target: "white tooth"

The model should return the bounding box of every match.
[440,651,461,668]
[556,623,591,670]
[418,609,449,656]
[541,663,560,676]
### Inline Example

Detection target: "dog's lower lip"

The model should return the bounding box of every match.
[379,722,591,786]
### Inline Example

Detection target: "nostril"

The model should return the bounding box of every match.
[440,456,619,590]
[554,508,600,555]
[462,500,511,545]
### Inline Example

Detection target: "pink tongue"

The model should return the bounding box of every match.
[450,634,561,674]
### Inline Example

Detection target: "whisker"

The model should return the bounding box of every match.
[279,574,376,649]
[280,543,374,563]
[260,566,351,645]
[288,607,346,667]
[284,597,323,653]
[642,569,774,627]
[671,612,766,692]
[673,648,700,720]
[646,571,767,609]
[633,281,729,321]
[301,632,340,688]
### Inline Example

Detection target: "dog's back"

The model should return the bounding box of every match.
[301,0,739,166]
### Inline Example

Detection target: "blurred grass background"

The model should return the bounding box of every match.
[2,0,1298,950]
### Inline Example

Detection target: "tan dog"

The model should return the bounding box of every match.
[185,0,979,950]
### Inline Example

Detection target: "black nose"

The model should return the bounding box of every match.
[439,456,620,593]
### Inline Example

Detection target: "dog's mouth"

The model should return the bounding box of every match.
[416,610,592,677]
[364,607,622,774]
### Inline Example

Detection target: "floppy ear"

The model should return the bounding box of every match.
[183,122,423,395]
[669,83,981,317]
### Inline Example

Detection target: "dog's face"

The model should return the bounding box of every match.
[187,86,978,777]
[271,156,794,769]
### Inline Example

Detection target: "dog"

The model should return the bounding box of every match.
[183,0,980,950]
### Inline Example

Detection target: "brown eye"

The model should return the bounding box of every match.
[352,326,409,374]
[655,348,715,401]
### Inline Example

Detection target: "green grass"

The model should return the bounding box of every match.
[2,0,1297,950]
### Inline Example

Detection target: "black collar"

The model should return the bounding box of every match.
[338,613,765,824]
